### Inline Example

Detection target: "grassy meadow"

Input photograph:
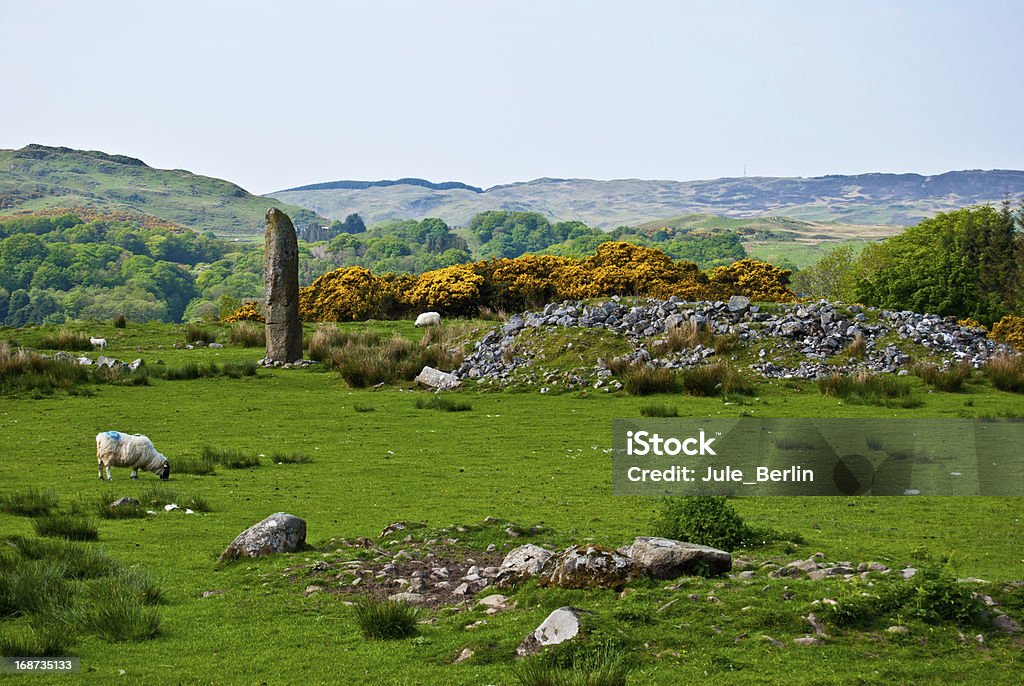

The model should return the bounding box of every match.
[1,319,1023,684]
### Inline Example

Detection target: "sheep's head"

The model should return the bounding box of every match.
[159,461,170,480]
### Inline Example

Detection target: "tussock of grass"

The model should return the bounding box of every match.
[0,558,74,617]
[79,584,161,642]
[984,353,1024,393]
[0,623,74,658]
[639,403,678,417]
[38,329,93,351]
[5,536,119,580]
[817,371,919,407]
[0,488,59,516]
[353,402,375,413]
[353,598,419,639]
[911,361,972,392]
[184,323,216,344]
[202,446,260,469]
[309,325,464,388]
[515,646,634,686]
[681,361,754,397]
[414,395,472,412]
[174,452,218,475]
[620,365,678,395]
[33,515,98,541]
[269,451,313,464]
[229,322,265,347]
[844,333,868,359]
[74,495,148,520]
[158,360,256,381]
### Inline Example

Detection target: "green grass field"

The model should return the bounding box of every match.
[1,321,1023,684]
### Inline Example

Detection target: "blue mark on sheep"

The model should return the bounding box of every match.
[105,431,121,441]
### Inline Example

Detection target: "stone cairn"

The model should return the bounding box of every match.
[262,208,303,364]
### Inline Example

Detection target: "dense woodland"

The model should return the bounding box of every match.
[0,203,1020,327]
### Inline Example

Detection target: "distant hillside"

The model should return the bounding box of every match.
[281,178,483,193]
[0,145,324,236]
[269,170,1024,228]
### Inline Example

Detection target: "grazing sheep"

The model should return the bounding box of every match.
[96,431,170,481]
[415,312,441,327]
[90,337,107,349]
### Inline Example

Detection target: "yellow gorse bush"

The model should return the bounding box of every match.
[990,315,1024,350]
[289,242,795,322]
[222,301,264,323]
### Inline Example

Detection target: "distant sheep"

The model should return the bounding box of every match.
[90,337,107,349]
[96,431,170,481]
[415,312,441,327]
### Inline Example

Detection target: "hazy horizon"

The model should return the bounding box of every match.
[3,1,1022,194]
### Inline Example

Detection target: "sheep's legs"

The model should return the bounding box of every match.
[130,468,138,479]
[105,465,112,481]
[98,462,103,480]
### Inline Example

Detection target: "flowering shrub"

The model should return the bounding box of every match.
[990,315,1024,350]
[707,259,795,301]
[403,264,484,315]
[295,242,796,322]
[223,301,264,323]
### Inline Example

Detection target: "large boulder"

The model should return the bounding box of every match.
[263,208,302,363]
[219,512,306,562]
[624,537,731,579]
[414,366,461,390]
[538,545,634,590]
[516,607,585,657]
[495,544,554,587]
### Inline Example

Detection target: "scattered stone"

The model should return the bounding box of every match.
[793,636,823,646]
[900,567,917,579]
[304,585,324,596]
[219,512,307,562]
[804,612,826,636]
[624,537,731,579]
[538,545,634,590]
[886,625,910,634]
[516,607,584,657]
[762,635,785,648]
[496,544,554,586]
[992,614,1021,633]
[379,521,425,538]
[453,647,474,664]
[110,496,140,508]
[202,590,225,598]
[164,503,179,512]
[387,592,427,604]
[414,366,462,390]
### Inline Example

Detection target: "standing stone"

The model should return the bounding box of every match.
[264,208,302,363]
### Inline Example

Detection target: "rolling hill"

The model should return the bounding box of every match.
[271,170,1024,229]
[0,144,324,236]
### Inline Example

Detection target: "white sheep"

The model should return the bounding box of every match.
[96,431,170,481]
[414,312,441,327]
[90,337,107,349]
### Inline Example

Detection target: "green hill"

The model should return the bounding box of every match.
[270,170,1024,229]
[0,145,324,237]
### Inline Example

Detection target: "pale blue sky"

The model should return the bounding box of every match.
[2,1,1020,193]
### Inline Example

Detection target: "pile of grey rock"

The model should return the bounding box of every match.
[454,297,1010,384]
[53,351,145,373]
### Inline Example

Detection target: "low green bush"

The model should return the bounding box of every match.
[353,598,419,639]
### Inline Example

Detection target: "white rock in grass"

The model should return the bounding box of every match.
[516,607,584,656]
[164,503,179,512]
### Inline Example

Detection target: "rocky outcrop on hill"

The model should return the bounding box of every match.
[454,298,1010,385]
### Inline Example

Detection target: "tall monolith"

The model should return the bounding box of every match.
[264,208,302,363]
